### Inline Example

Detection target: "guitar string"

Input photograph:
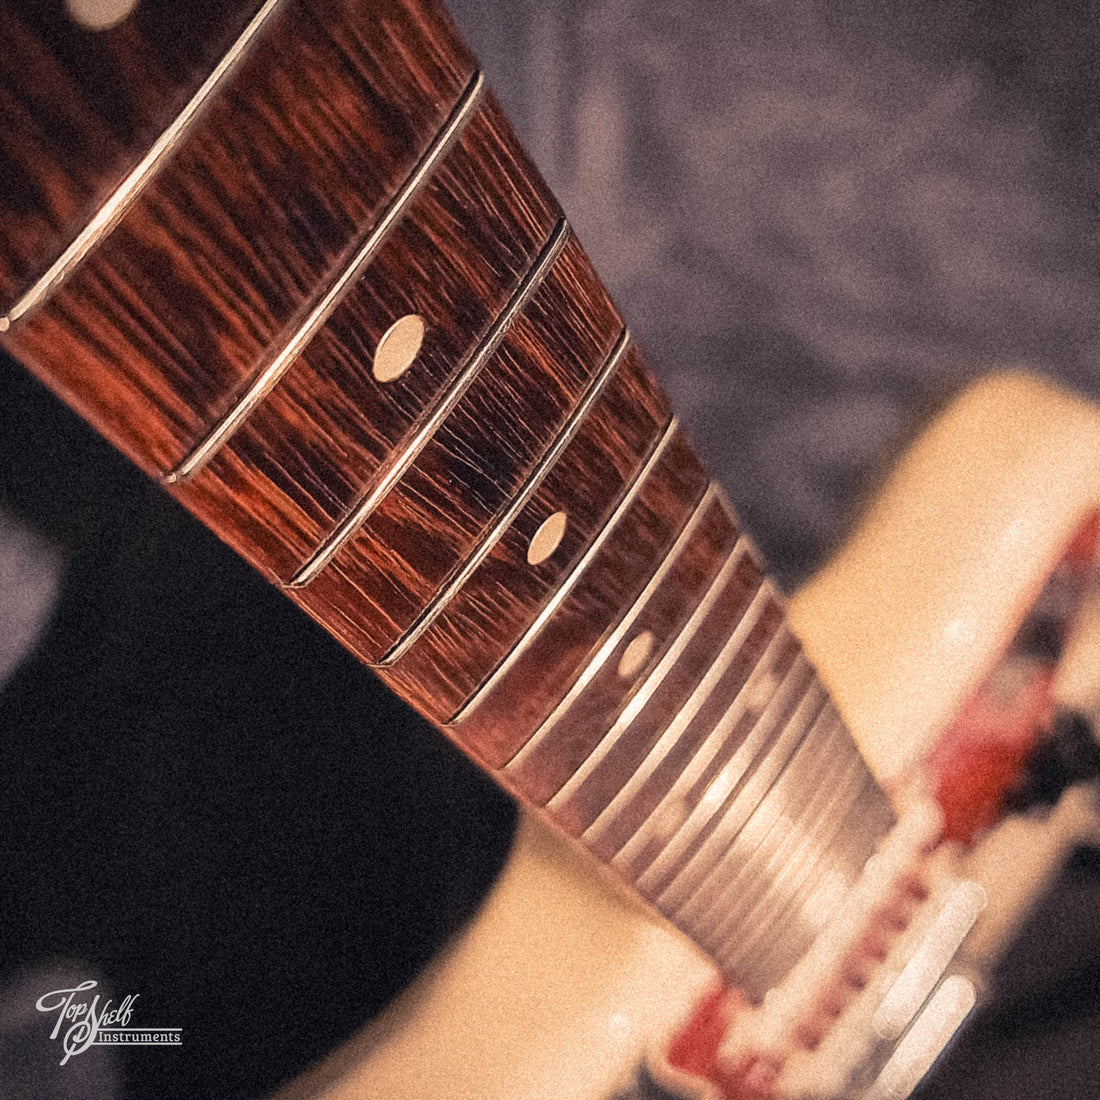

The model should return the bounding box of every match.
[1,0,292,333]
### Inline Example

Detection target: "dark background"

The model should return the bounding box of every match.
[2,0,1100,1096]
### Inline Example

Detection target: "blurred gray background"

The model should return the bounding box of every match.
[451,0,1100,585]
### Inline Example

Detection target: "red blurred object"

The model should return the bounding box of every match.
[931,512,1098,844]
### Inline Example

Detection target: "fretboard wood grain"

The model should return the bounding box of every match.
[7,0,476,471]
[0,0,261,305]
[0,0,893,998]
[171,90,560,582]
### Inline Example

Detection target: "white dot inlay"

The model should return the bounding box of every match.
[743,669,781,714]
[67,0,139,31]
[527,511,567,566]
[618,630,655,680]
[372,314,425,383]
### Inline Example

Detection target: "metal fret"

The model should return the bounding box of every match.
[287,212,569,586]
[696,708,850,949]
[377,328,632,666]
[715,743,875,979]
[583,564,768,843]
[503,481,719,773]
[449,414,680,725]
[166,68,487,484]
[546,529,751,810]
[673,678,829,925]
[630,618,792,889]
[1,0,291,332]
[690,708,844,950]
[652,653,815,911]
[614,597,784,873]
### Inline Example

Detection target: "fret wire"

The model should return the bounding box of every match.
[0,0,291,333]
[503,481,718,773]
[583,554,766,843]
[696,707,847,948]
[166,68,486,484]
[752,766,888,973]
[673,679,829,928]
[377,328,632,667]
[448,413,679,725]
[715,746,873,975]
[645,648,808,903]
[628,618,792,886]
[688,707,842,948]
[703,727,861,974]
[654,653,814,912]
[287,212,569,587]
[545,503,746,811]
[614,596,783,871]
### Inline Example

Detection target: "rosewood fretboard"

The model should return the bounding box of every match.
[0,0,893,997]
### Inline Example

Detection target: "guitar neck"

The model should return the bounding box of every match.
[0,0,892,997]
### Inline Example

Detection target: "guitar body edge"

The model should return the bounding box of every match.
[275,370,1100,1100]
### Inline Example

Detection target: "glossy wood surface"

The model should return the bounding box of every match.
[379,343,671,721]
[0,0,261,306]
[0,0,894,993]
[289,231,622,662]
[173,92,559,581]
[599,596,790,867]
[6,0,475,472]
[556,555,776,836]
[446,429,710,764]
[508,494,745,807]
